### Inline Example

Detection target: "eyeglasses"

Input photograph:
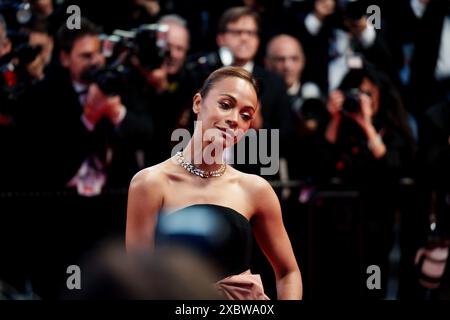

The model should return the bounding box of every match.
[269,56,302,63]
[225,29,258,38]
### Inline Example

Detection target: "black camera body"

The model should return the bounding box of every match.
[80,65,126,97]
[342,88,361,115]
[80,24,169,96]
[133,24,169,71]
[0,34,42,102]
[184,51,224,94]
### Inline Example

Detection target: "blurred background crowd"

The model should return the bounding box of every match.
[0,0,449,300]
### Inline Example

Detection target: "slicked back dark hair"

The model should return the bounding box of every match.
[56,17,101,54]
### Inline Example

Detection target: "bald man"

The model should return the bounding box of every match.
[265,34,325,126]
[265,34,327,185]
[265,34,305,96]
[160,15,190,76]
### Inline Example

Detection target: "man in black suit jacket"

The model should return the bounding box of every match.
[12,18,154,299]
[409,0,450,117]
[17,18,153,193]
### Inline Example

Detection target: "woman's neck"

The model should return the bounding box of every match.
[183,138,225,172]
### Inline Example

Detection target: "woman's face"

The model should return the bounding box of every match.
[360,77,380,114]
[193,77,258,149]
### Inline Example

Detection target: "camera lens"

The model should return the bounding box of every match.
[342,89,361,114]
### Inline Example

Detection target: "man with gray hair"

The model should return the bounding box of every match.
[143,14,190,92]
[133,14,192,163]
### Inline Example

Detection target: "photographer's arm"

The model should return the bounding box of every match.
[82,84,108,128]
[104,100,127,125]
[325,116,341,144]
[325,90,343,144]
[364,124,387,159]
[84,79,154,149]
[350,94,387,159]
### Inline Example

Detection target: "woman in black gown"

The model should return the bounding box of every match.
[126,66,302,300]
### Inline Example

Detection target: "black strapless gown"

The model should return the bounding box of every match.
[155,204,253,279]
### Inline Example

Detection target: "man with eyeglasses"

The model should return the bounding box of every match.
[216,7,260,71]
[214,7,293,167]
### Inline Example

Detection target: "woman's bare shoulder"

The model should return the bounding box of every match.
[235,170,273,194]
[232,170,280,219]
[129,159,173,190]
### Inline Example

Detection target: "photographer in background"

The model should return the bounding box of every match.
[0,13,14,190]
[139,15,190,93]
[13,17,155,299]
[21,17,54,81]
[0,13,12,124]
[322,64,415,178]
[0,14,11,57]
[317,62,416,298]
[17,18,153,193]
[0,18,54,146]
[265,34,328,184]
[130,14,192,163]
[0,12,43,189]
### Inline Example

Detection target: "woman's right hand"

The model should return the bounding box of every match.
[327,90,344,119]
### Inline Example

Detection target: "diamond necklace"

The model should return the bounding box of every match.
[175,151,226,178]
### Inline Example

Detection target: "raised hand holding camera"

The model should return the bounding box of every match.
[346,91,386,158]
[145,66,169,93]
[347,91,373,129]
[83,83,125,126]
[83,83,107,126]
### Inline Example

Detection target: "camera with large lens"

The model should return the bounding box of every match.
[133,23,169,71]
[80,65,126,97]
[185,47,233,92]
[0,32,42,102]
[341,88,361,115]
[80,23,169,96]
